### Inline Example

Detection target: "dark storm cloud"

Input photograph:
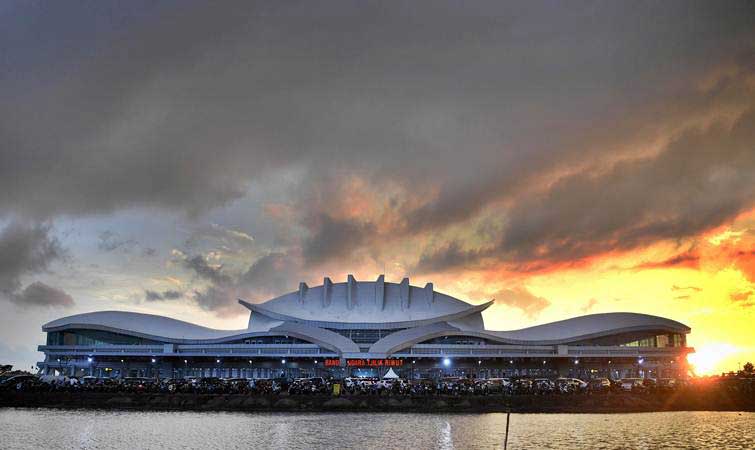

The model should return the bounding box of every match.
[633,253,701,271]
[416,107,755,274]
[10,282,74,308]
[183,255,232,286]
[144,289,183,302]
[298,61,755,267]
[163,290,182,300]
[302,215,377,265]
[416,242,487,274]
[240,252,301,296]
[0,0,753,285]
[0,221,74,308]
[502,109,755,262]
[0,221,67,299]
[144,290,162,301]
[1,0,752,218]
[182,251,302,315]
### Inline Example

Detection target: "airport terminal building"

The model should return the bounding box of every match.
[38,275,693,380]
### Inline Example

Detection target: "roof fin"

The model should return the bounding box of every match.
[400,277,410,310]
[347,274,357,309]
[322,277,332,307]
[298,282,308,304]
[375,274,385,310]
[424,282,434,305]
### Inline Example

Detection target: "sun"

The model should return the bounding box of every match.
[687,343,738,376]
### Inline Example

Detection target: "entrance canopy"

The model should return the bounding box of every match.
[383,368,399,379]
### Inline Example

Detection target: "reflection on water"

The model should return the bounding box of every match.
[0,409,753,449]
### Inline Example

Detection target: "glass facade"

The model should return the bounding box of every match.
[418,336,491,345]
[239,336,310,345]
[45,330,687,349]
[324,328,405,344]
[620,333,686,348]
[47,332,315,346]
[46,330,161,346]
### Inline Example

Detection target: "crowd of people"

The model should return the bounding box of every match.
[4,361,753,398]
[0,372,696,397]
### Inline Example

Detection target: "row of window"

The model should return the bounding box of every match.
[46,330,159,346]
[46,330,688,348]
[620,334,686,348]
[47,331,314,347]
[420,336,490,345]
[240,336,309,345]
[324,328,406,344]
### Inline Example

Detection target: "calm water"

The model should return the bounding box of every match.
[0,409,753,449]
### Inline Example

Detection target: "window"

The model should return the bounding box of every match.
[46,330,160,346]
[324,328,404,344]
[239,336,311,345]
[619,333,686,348]
[418,336,490,345]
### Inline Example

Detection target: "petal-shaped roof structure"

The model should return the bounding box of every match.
[240,275,487,326]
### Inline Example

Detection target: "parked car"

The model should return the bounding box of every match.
[223,378,250,393]
[555,378,587,393]
[122,377,155,392]
[195,377,224,392]
[588,378,611,391]
[533,378,555,393]
[620,378,645,391]
[513,378,533,394]
[485,378,511,393]
[642,378,658,389]
[271,376,293,391]
[80,376,99,386]
[657,378,677,390]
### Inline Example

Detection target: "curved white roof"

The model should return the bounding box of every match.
[43,311,246,343]
[369,312,690,354]
[41,276,691,357]
[486,312,690,343]
[244,275,484,325]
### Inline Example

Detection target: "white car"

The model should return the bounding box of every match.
[486,378,511,389]
[555,378,587,392]
[568,378,588,390]
[620,378,644,391]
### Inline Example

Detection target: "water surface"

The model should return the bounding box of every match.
[0,409,752,449]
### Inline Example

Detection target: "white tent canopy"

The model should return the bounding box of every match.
[382,368,399,379]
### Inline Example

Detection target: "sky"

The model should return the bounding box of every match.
[1,0,754,375]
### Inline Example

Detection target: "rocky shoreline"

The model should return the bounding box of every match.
[2,390,754,413]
